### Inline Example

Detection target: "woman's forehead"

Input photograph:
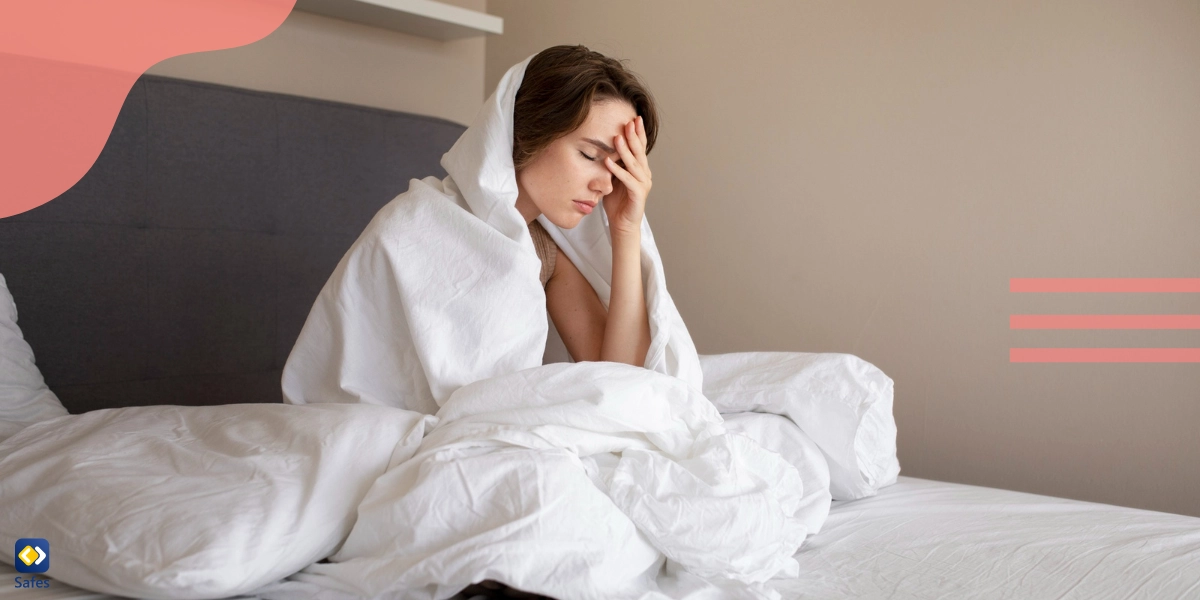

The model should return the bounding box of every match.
[578,100,637,137]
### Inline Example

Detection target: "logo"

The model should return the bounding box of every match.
[14,539,48,574]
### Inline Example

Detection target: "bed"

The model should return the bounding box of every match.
[1,76,1197,599]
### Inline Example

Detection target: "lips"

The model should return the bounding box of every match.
[573,200,595,215]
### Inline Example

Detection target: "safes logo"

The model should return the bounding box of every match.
[14,539,48,574]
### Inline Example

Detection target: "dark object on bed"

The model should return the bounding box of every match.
[0,75,466,413]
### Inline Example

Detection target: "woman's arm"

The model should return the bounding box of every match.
[596,114,654,366]
[599,230,650,365]
[545,248,606,363]
[544,237,650,367]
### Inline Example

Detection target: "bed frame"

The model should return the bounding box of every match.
[0,75,465,414]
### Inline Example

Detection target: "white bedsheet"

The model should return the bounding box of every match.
[771,476,1200,599]
[8,476,1197,600]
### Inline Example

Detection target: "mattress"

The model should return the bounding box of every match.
[6,476,1199,599]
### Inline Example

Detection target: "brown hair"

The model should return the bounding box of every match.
[512,45,659,172]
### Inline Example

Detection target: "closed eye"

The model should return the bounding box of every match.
[582,151,623,168]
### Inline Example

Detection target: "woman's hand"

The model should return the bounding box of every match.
[602,115,652,239]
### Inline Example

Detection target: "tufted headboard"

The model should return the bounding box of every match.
[0,75,467,414]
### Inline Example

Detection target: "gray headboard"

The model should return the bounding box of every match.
[0,75,466,414]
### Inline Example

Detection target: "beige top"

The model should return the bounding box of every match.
[529,220,558,288]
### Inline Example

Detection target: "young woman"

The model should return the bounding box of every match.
[281,43,701,416]
[509,45,659,368]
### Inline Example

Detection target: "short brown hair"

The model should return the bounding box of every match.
[512,45,658,172]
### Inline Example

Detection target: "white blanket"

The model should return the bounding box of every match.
[700,352,900,501]
[0,404,434,599]
[257,363,835,600]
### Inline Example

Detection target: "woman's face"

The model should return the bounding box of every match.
[515,99,638,229]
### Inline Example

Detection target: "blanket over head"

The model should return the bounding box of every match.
[282,55,703,414]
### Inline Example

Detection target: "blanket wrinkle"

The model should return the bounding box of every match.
[266,363,812,599]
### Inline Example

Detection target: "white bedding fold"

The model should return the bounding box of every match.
[256,362,819,600]
[0,404,435,600]
[699,352,900,500]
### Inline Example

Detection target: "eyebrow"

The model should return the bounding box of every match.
[582,138,616,154]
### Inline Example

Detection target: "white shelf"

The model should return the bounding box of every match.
[294,0,503,40]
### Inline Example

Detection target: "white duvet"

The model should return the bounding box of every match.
[0,50,900,600]
[0,404,434,599]
[254,362,828,600]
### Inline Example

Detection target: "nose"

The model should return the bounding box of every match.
[591,170,613,197]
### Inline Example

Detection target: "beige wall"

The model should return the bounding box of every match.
[147,1,488,125]
[488,0,1200,517]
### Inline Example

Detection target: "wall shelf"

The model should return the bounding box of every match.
[294,0,503,40]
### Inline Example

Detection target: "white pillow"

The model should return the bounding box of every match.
[0,273,69,443]
[0,403,434,599]
[700,352,900,501]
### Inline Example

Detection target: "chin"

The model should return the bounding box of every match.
[546,212,584,230]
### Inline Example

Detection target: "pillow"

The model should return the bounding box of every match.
[699,352,900,501]
[0,273,69,443]
[0,403,434,599]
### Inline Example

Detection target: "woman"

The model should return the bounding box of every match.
[453,48,661,598]
[282,44,704,415]
[511,45,657,368]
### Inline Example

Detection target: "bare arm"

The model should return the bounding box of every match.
[545,240,649,367]
[545,247,605,363]
[599,231,650,365]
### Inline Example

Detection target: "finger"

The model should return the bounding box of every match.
[626,118,647,160]
[613,133,647,182]
[635,116,648,156]
[604,155,638,191]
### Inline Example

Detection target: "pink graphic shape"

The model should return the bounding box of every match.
[1010,278,1200,293]
[0,0,296,219]
[1010,315,1200,329]
[1010,348,1200,363]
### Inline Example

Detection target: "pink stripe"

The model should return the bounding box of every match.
[1010,348,1200,363]
[1010,315,1200,329]
[1009,278,1200,293]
